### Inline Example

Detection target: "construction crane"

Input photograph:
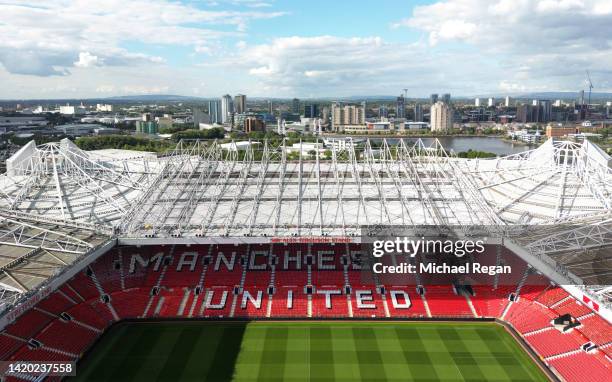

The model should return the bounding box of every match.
[586,70,594,105]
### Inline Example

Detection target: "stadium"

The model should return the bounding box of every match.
[0,137,610,381]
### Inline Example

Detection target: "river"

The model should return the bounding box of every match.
[362,136,533,156]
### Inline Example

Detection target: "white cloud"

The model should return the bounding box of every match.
[2,0,610,98]
[74,52,100,68]
[393,0,612,92]
[230,35,495,96]
[498,81,528,92]
[120,85,170,94]
[95,85,116,93]
[0,50,70,76]
[536,0,585,13]
[304,70,326,78]
[0,0,285,78]
[430,20,476,45]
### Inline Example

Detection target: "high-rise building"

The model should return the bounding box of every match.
[321,106,330,123]
[331,102,365,130]
[304,104,319,118]
[221,94,233,124]
[430,101,452,132]
[292,98,300,114]
[331,103,342,131]
[474,98,481,107]
[413,103,423,122]
[267,100,273,114]
[234,94,246,114]
[487,97,495,107]
[379,105,388,118]
[244,116,265,133]
[208,100,222,124]
[516,103,552,123]
[430,94,439,105]
[344,105,365,125]
[135,120,158,134]
[539,100,552,122]
[396,95,405,118]
[193,108,210,127]
[517,104,533,123]
[442,93,451,104]
[504,96,511,107]
[466,107,493,122]
[579,90,585,105]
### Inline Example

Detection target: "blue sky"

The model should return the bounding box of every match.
[0,0,611,99]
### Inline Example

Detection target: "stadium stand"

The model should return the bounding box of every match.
[0,243,611,382]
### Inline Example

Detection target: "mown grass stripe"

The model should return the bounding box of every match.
[352,327,387,382]
[72,321,550,382]
[483,326,549,382]
[179,325,228,381]
[256,326,288,381]
[438,327,488,382]
[395,326,440,381]
[155,326,202,381]
[204,324,246,381]
[309,326,335,381]
[108,326,166,382]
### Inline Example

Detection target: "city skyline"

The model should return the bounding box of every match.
[1,0,611,99]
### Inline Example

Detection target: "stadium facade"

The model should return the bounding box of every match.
[0,137,610,317]
[0,137,610,381]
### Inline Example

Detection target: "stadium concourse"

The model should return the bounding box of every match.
[0,137,610,381]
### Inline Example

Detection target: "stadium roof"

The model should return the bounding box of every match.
[0,137,610,314]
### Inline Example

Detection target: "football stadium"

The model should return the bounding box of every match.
[0,137,610,381]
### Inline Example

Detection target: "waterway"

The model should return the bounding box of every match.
[362,136,533,156]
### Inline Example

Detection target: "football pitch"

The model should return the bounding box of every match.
[71,321,550,382]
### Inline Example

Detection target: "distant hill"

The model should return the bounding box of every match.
[512,92,612,100]
[0,94,207,103]
[104,94,205,102]
[471,92,612,100]
[2,92,610,104]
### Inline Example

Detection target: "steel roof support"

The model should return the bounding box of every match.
[272,140,288,235]
[175,141,222,232]
[150,145,202,233]
[381,140,413,226]
[50,148,66,221]
[496,172,559,214]
[330,142,347,235]
[222,142,255,236]
[397,139,440,225]
[199,158,235,234]
[200,145,238,236]
[297,140,304,236]
[0,216,93,254]
[347,141,370,229]
[363,140,392,224]
[246,141,272,235]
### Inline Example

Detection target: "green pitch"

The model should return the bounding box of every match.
[71,321,549,382]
